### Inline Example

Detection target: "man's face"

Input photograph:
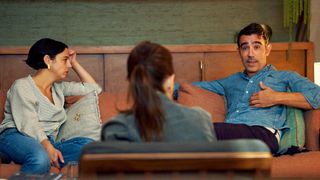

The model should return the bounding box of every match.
[238,34,271,77]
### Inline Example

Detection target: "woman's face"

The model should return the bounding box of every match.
[50,48,72,80]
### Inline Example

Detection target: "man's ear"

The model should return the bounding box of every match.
[164,74,175,91]
[237,47,242,57]
[163,74,175,99]
[266,44,272,56]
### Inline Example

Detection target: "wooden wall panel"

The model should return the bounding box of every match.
[204,52,243,81]
[204,50,307,81]
[172,53,203,83]
[104,54,128,93]
[0,42,314,92]
[268,50,305,77]
[0,55,34,90]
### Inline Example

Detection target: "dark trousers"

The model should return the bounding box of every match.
[214,123,279,154]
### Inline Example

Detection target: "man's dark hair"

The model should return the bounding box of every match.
[236,23,272,47]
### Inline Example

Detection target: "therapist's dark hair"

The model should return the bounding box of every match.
[125,41,174,141]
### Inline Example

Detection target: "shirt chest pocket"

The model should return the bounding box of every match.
[263,77,287,92]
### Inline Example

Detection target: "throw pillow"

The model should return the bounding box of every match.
[56,90,101,142]
[278,106,305,154]
[177,83,226,123]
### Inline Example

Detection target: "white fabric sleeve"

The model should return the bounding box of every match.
[56,81,102,96]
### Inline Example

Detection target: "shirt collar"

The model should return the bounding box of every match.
[240,64,274,80]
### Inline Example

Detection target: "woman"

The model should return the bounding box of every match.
[102,41,215,142]
[0,38,102,174]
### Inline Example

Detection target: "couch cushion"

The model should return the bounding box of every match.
[98,92,131,124]
[272,151,320,177]
[177,83,226,122]
[303,109,320,151]
[278,106,305,154]
[0,90,7,124]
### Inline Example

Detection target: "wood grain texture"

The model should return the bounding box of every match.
[79,152,271,179]
[0,42,314,92]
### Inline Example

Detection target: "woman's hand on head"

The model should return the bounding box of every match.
[68,49,78,67]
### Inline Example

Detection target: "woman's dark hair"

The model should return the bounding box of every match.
[125,41,174,141]
[236,23,272,47]
[25,38,68,70]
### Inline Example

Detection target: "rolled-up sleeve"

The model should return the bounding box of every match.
[57,81,102,96]
[192,80,225,96]
[288,72,320,109]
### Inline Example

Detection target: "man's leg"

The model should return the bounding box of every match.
[214,123,279,154]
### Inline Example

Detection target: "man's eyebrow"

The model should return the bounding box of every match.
[240,41,263,48]
[252,41,263,45]
[240,42,249,47]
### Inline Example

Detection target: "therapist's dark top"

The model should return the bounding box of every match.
[102,93,216,142]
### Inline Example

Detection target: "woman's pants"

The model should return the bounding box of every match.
[0,128,93,174]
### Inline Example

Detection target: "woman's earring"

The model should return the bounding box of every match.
[47,64,51,70]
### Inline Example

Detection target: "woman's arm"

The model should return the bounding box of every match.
[69,49,97,84]
[41,139,64,169]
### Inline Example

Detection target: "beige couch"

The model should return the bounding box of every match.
[1,84,320,178]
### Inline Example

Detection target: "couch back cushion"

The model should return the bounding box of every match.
[98,92,131,124]
[177,83,226,122]
[0,90,7,124]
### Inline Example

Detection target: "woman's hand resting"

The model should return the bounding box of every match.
[41,139,65,169]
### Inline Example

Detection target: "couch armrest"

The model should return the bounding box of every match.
[303,109,320,151]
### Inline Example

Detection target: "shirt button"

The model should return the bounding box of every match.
[249,80,253,83]
[236,110,239,113]
[245,91,248,93]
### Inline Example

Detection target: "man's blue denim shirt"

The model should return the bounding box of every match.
[175,64,320,130]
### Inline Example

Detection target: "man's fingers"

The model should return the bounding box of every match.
[250,99,259,105]
[250,100,262,107]
[250,95,258,101]
[250,93,260,101]
[259,81,270,90]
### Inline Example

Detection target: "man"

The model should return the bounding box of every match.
[176,23,320,154]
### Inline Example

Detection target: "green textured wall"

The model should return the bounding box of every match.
[0,0,289,46]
